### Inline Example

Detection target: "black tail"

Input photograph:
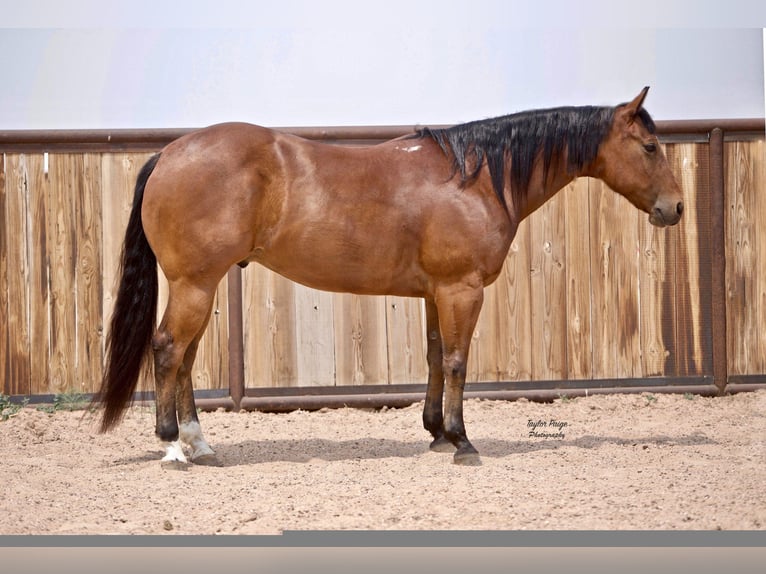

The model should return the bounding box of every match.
[96,153,161,432]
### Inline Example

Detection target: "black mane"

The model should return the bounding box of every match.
[417,104,656,211]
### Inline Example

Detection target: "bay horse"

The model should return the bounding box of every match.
[96,87,683,466]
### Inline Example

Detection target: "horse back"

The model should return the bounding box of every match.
[143,122,512,296]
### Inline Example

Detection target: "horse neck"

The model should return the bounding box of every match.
[510,152,578,223]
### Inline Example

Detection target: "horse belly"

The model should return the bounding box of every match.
[253,227,426,297]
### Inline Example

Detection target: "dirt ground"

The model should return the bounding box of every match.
[1,390,764,535]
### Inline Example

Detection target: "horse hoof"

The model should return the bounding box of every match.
[453,447,481,466]
[429,436,456,453]
[161,460,190,471]
[192,452,222,467]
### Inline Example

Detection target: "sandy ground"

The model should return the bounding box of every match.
[1,390,764,535]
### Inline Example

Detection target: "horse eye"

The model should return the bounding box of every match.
[644,143,657,153]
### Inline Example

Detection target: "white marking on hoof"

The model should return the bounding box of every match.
[161,439,188,463]
[179,421,216,462]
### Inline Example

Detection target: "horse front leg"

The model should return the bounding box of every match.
[422,298,452,452]
[434,281,484,466]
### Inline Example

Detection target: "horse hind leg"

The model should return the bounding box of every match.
[152,280,217,465]
[176,324,219,466]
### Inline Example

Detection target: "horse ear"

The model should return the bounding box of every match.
[620,86,650,124]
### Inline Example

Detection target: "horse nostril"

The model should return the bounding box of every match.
[676,201,684,216]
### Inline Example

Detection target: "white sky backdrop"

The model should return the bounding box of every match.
[1,0,765,129]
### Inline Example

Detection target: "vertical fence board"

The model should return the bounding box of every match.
[473,265,515,381]
[468,267,512,382]
[294,285,336,386]
[529,194,568,380]
[725,140,766,376]
[499,221,533,380]
[74,154,103,392]
[192,275,230,390]
[639,221,674,377]
[564,179,593,380]
[589,178,642,378]
[614,195,642,379]
[385,296,426,385]
[725,141,757,376]
[0,156,10,393]
[467,278,494,382]
[590,177,616,378]
[243,266,298,387]
[669,143,706,376]
[4,155,32,394]
[333,293,389,386]
[47,154,78,394]
[753,141,766,375]
[27,154,51,392]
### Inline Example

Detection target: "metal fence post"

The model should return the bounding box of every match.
[709,127,728,394]
[227,266,245,409]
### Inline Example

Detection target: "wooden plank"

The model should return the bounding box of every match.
[192,274,229,390]
[668,143,705,376]
[613,193,641,379]
[589,177,612,378]
[466,286,487,382]
[495,220,532,381]
[47,154,78,394]
[74,153,103,393]
[564,178,593,379]
[3,155,32,394]
[753,140,766,375]
[468,272,508,383]
[638,221,675,377]
[725,140,766,376]
[26,154,51,393]
[529,193,568,380]
[333,293,388,386]
[385,296,426,385]
[0,154,9,393]
[725,141,757,376]
[294,284,336,386]
[639,144,691,378]
[243,265,298,388]
[214,279,231,390]
[589,178,642,378]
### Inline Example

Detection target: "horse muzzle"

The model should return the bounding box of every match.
[648,200,684,228]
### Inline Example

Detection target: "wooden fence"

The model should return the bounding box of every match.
[0,120,764,408]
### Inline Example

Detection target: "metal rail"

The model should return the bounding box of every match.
[0,118,763,151]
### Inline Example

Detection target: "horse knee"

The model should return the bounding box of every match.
[442,353,467,381]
